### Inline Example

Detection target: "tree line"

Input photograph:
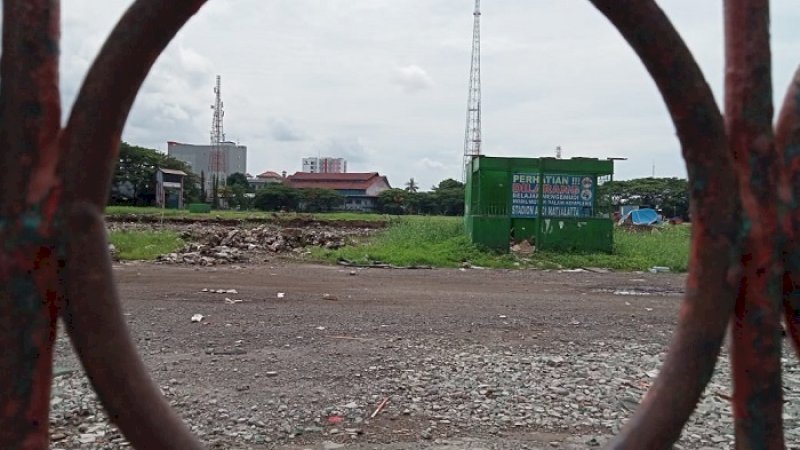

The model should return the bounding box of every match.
[597,177,690,220]
[109,142,466,215]
[376,179,465,215]
[110,143,690,218]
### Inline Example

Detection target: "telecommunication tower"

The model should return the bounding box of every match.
[462,0,482,181]
[209,75,227,181]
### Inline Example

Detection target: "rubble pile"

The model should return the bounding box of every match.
[152,224,371,265]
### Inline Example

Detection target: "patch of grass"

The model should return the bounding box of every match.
[313,216,517,268]
[109,230,185,261]
[533,226,690,271]
[315,218,692,272]
[104,206,388,222]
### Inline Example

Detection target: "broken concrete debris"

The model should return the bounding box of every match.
[107,222,372,265]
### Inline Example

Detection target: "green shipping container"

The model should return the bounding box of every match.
[465,155,615,253]
[188,203,212,214]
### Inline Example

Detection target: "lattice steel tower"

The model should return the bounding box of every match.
[462,0,482,181]
[209,75,227,180]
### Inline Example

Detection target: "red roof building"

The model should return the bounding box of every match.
[248,170,285,189]
[286,172,392,211]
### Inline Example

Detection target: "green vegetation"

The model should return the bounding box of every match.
[535,225,691,271]
[313,216,516,267]
[315,217,692,271]
[111,142,201,206]
[104,206,388,222]
[109,230,184,261]
[378,178,465,216]
[105,207,691,271]
[598,177,689,220]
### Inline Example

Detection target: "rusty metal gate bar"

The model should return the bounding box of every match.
[0,1,798,449]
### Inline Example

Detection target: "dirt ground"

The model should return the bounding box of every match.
[53,262,695,449]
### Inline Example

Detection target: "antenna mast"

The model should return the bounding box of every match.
[209,75,227,183]
[462,0,482,181]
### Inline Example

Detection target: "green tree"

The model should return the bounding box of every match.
[211,174,220,209]
[227,172,251,191]
[405,178,418,193]
[415,192,439,215]
[597,177,689,219]
[377,189,409,215]
[199,171,207,203]
[300,188,342,212]
[436,178,464,191]
[431,179,465,216]
[229,184,251,210]
[218,184,234,209]
[111,142,199,206]
[253,184,300,211]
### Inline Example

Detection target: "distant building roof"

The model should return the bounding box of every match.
[256,171,283,179]
[167,141,242,148]
[158,168,187,176]
[286,172,390,191]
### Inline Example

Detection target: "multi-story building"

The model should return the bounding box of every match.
[302,157,347,174]
[167,141,247,191]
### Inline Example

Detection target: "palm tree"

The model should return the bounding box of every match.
[405,178,418,193]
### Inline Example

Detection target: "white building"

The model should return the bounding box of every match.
[302,157,347,174]
[167,141,247,191]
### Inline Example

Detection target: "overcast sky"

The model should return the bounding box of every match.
[55,0,799,190]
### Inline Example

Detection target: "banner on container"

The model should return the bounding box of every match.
[542,173,595,217]
[511,173,595,218]
[511,173,539,218]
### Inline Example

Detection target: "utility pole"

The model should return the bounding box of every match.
[462,0,482,181]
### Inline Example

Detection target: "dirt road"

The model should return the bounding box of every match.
[51,262,790,450]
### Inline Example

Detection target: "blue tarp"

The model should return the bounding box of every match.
[627,208,659,225]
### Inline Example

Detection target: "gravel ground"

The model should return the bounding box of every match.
[49,262,800,449]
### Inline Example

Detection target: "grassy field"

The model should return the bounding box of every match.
[109,230,185,261]
[105,206,388,222]
[314,216,691,272]
[313,216,517,268]
[105,207,691,271]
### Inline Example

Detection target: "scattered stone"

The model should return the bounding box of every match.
[139,223,373,265]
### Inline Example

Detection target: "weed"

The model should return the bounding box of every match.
[109,230,184,261]
[105,206,388,222]
[316,218,691,272]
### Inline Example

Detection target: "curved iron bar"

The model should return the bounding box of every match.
[57,1,207,449]
[778,66,800,356]
[587,1,741,448]
[724,2,786,448]
[61,203,205,450]
[0,1,63,449]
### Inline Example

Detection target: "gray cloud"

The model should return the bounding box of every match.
[43,0,800,190]
[392,65,435,93]
[267,118,307,142]
[312,137,375,167]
